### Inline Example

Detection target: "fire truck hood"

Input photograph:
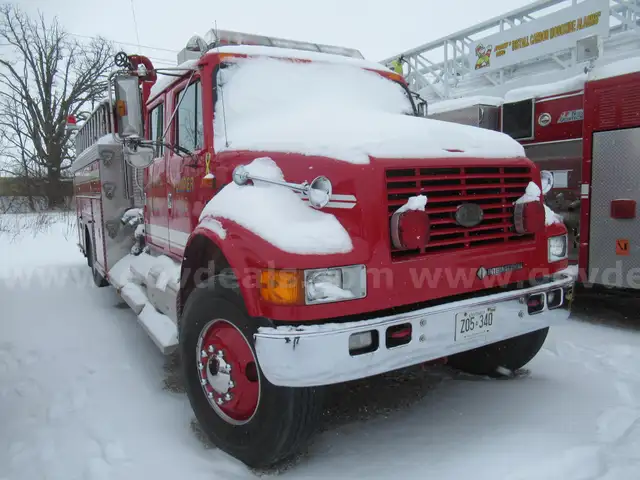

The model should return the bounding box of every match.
[216,110,525,164]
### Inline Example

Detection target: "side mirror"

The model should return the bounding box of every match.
[541,170,554,195]
[417,101,428,117]
[124,144,154,168]
[114,75,143,138]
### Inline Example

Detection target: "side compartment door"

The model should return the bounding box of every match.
[589,128,640,288]
[167,78,205,256]
[144,99,170,252]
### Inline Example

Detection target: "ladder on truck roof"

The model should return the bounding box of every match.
[381,0,640,102]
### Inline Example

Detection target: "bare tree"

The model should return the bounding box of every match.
[0,5,113,209]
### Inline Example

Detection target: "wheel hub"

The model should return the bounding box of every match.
[206,352,232,395]
[196,319,260,425]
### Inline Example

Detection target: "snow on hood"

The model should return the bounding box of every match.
[214,58,525,164]
[199,157,353,255]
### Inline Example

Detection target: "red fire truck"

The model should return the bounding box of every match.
[429,58,640,291]
[70,30,573,468]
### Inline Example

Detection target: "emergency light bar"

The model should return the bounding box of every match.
[201,29,365,59]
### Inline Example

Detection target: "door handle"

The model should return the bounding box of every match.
[167,193,173,210]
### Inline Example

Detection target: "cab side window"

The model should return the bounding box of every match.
[149,103,164,156]
[176,81,203,152]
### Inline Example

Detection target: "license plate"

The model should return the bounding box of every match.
[455,307,496,341]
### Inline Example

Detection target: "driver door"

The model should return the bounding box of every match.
[167,77,205,256]
[144,97,170,253]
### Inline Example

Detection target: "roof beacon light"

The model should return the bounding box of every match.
[201,29,365,59]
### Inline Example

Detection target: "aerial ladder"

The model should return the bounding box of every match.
[380,0,640,104]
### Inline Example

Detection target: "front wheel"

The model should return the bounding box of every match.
[180,276,324,468]
[447,328,549,377]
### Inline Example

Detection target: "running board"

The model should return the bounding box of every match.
[109,254,180,355]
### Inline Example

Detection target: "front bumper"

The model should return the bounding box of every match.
[254,274,574,387]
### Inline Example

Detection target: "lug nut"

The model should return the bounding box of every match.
[216,397,224,405]
[228,380,235,389]
[208,345,215,353]
[207,391,214,399]
[198,362,204,370]
[200,378,207,386]
[201,350,208,358]
[224,393,232,402]
[216,350,224,359]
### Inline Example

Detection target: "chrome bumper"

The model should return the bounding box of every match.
[254,274,574,387]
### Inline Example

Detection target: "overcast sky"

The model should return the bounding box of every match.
[15,0,537,65]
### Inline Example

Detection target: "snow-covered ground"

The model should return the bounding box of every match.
[2,213,640,480]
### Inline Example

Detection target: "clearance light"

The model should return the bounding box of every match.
[514,201,545,235]
[391,210,430,250]
[259,269,303,305]
[116,99,127,117]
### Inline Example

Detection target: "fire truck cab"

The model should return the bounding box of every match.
[70,29,573,468]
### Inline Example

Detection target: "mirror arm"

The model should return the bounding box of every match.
[131,138,193,158]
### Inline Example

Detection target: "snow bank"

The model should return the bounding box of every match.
[199,157,353,255]
[214,57,525,163]
[504,73,587,103]
[428,95,504,116]
[589,56,640,81]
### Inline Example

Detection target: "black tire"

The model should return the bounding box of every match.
[180,275,324,468]
[86,230,108,288]
[447,328,549,377]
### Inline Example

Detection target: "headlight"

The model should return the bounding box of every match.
[548,234,568,262]
[304,265,366,305]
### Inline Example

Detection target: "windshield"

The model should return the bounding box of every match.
[214,57,415,125]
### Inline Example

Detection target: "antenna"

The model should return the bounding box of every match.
[214,20,230,148]
[129,0,141,49]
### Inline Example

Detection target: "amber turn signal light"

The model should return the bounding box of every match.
[259,269,304,305]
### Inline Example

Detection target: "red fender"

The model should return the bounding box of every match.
[185,222,261,317]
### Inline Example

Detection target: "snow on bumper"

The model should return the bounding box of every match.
[254,274,574,387]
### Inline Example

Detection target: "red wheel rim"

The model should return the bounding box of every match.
[196,319,260,424]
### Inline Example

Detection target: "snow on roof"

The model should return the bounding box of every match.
[214,57,525,163]
[428,96,504,116]
[213,45,392,73]
[504,73,587,103]
[148,59,198,100]
[199,157,353,255]
[588,56,640,82]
